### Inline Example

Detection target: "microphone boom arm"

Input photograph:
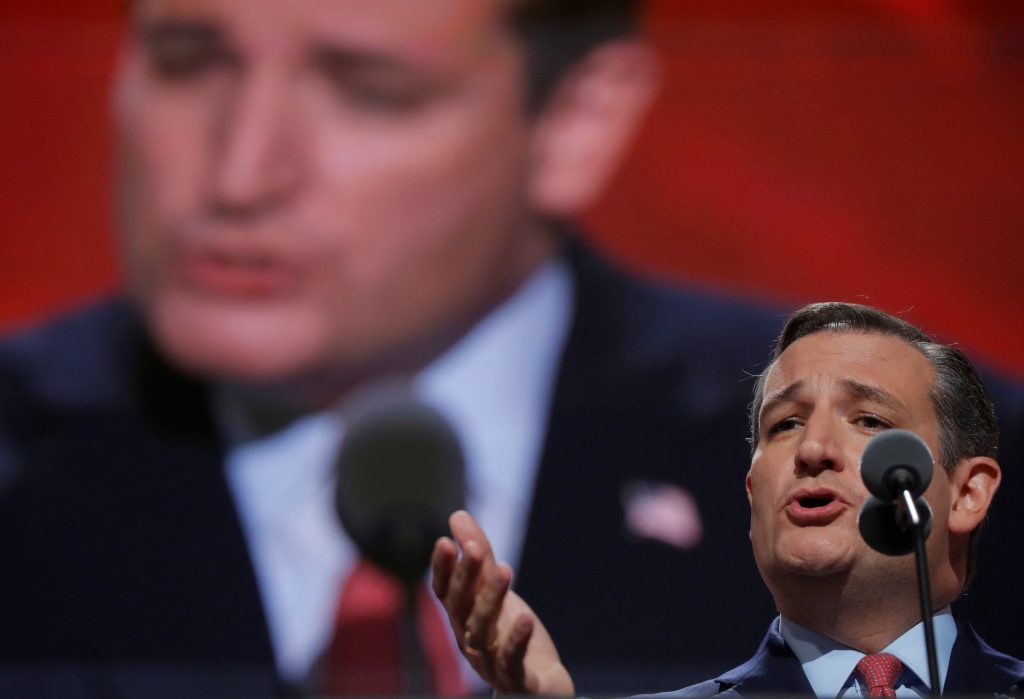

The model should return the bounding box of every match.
[901,489,941,694]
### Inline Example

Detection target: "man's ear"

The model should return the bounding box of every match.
[745,469,754,506]
[526,39,660,217]
[947,456,1001,535]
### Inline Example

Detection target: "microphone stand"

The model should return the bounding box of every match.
[399,581,432,695]
[900,489,940,695]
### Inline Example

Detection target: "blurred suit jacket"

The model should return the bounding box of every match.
[0,242,780,696]
[646,616,1024,697]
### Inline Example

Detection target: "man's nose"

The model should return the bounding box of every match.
[208,68,303,217]
[795,415,846,475]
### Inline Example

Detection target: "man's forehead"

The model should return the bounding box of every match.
[763,330,935,405]
[135,0,509,22]
[133,0,517,61]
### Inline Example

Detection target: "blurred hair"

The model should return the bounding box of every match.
[126,0,644,114]
[748,301,1000,584]
[507,0,645,112]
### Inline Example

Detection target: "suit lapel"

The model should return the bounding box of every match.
[944,618,1024,694]
[715,621,815,695]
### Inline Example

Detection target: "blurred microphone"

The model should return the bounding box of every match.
[857,429,934,556]
[334,389,465,583]
[329,389,466,695]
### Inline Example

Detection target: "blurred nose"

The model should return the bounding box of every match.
[209,67,302,217]
[795,413,846,475]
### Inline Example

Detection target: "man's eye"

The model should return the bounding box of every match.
[141,28,233,80]
[767,417,802,435]
[340,82,430,113]
[148,44,231,80]
[855,414,892,431]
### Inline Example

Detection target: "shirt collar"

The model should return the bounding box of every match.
[780,607,957,698]
[415,255,572,415]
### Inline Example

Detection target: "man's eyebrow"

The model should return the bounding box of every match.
[839,379,909,415]
[759,381,805,421]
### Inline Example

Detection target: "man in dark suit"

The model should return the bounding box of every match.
[0,0,783,695]
[434,302,1024,695]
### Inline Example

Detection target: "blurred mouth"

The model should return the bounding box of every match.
[785,488,847,526]
[176,247,303,300]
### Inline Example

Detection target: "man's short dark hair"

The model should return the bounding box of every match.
[748,301,1000,584]
[507,0,644,112]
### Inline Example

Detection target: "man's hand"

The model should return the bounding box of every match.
[431,510,574,696]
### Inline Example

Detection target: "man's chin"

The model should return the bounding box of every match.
[143,299,338,387]
[773,537,856,579]
[165,336,325,387]
[778,558,848,579]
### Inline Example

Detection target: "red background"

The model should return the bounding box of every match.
[1,1,1022,378]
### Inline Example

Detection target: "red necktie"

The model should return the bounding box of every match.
[320,558,465,696]
[855,652,904,698]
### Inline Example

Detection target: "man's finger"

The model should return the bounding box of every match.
[496,612,534,693]
[431,537,457,600]
[463,562,511,653]
[449,510,495,563]
[445,538,485,627]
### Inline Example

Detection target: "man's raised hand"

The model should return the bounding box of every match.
[431,510,574,696]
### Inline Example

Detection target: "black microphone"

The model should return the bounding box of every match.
[858,429,934,556]
[856,428,942,694]
[858,494,932,557]
[334,389,466,584]
[860,428,933,501]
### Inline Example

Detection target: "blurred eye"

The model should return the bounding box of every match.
[313,49,441,115]
[140,23,234,80]
[338,80,431,113]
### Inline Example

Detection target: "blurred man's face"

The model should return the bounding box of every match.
[114,0,555,391]
[747,331,956,597]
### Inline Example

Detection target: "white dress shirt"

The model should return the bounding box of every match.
[216,258,574,683]
[779,607,957,698]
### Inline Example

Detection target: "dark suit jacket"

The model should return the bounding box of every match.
[645,617,1024,697]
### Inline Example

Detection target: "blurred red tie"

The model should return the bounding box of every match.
[320,558,465,696]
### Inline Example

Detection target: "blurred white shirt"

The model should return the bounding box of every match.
[217,257,573,683]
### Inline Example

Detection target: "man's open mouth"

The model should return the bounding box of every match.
[786,490,845,525]
[798,495,835,509]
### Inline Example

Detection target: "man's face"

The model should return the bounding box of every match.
[114,0,554,388]
[747,330,955,594]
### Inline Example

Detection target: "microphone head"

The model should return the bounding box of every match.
[860,429,934,501]
[858,495,932,556]
[334,389,465,584]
